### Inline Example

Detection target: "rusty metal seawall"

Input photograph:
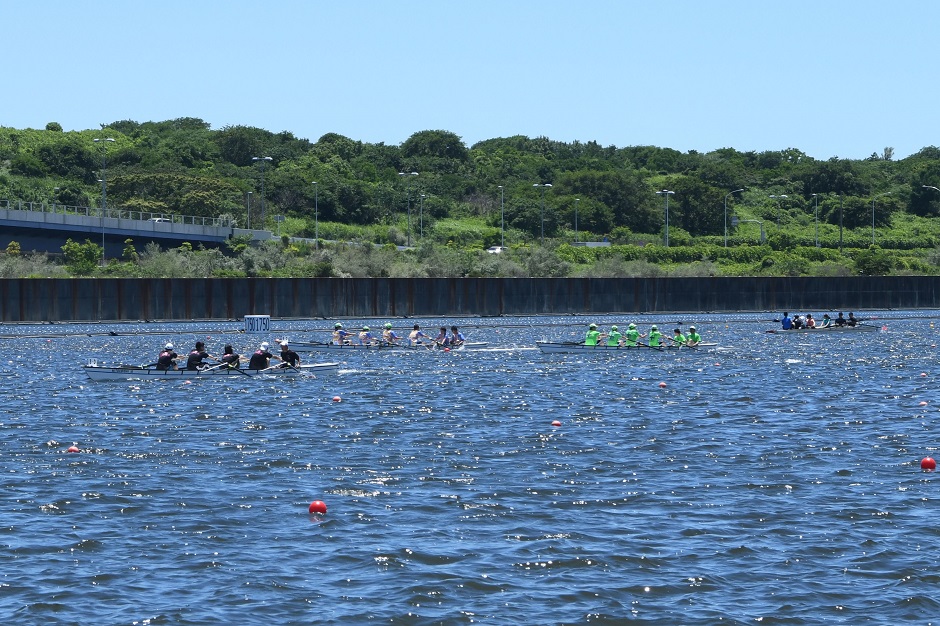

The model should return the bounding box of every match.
[1,276,939,322]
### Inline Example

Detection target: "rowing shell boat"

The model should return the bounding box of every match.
[536,341,717,354]
[288,341,488,352]
[765,324,881,334]
[83,362,339,381]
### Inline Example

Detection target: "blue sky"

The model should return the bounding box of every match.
[5,1,936,160]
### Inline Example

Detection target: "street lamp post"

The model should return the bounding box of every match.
[93,137,115,262]
[398,171,418,247]
[246,191,252,229]
[533,183,552,244]
[871,192,890,244]
[420,194,426,239]
[497,185,505,248]
[769,194,788,226]
[252,156,272,228]
[51,187,59,213]
[656,189,675,247]
[313,182,320,248]
[724,188,744,247]
[575,198,581,243]
[811,193,820,247]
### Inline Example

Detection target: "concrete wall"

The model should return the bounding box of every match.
[1,276,938,322]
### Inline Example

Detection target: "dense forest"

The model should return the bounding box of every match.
[3,118,940,278]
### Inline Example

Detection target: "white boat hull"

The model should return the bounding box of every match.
[83,363,339,381]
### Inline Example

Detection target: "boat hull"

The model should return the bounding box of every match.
[83,363,339,381]
[766,325,879,334]
[536,341,717,354]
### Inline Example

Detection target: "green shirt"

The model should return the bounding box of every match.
[625,329,640,346]
[648,330,662,346]
[687,331,702,344]
[606,330,622,346]
[671,333,686,345]
[585,330,601,346]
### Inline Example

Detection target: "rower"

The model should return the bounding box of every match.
[409,324,430,346]
[185,340,214,370]
[584,323,601,346]
[670,328,687,347]
[819,314,833,328]
[358,326,376,345]
[156,343,179,371]
[686,326,702,346]
[248,342,280,370]
[220,345,241,368]
[648,325,663,347]
[606,325,623,347]
[382,323,402,345]
[332,323,352,345]
[624,323,644,347]
[434,327,448,346]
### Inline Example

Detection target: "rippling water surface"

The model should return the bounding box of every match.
[2,312,939,624]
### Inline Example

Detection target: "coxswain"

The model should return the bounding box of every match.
[278,341,301,368]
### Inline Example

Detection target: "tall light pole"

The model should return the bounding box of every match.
[51,187,59,213]
[810,193,820,247]
[575,198,581,243]
[398,171,418,246]
[420,193,426,239]
[724,188,744,247]
[533,183,552,244]
[246,191,252,229]
[94,137,115,262]
[252,156,272,228]
[769,194,788,226]
[497,185,505,247]
[871,191,890,244]
[656,189,675,247]
[311,182,319,249]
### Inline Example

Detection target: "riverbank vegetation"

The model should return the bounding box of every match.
[2,119,940,277]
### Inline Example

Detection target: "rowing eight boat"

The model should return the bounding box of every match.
[83,362,339,381]
[536,341,717,354]
[765,324,880,334]
[288,341,488,352]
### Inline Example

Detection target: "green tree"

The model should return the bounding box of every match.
[61,239,102,275]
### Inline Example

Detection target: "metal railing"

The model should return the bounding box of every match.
[0,198,235,228]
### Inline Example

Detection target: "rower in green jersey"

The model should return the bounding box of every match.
[585,323,602,346]
[686,326,702,346]
[624,323,644,347]
[670,328,687,347]
[606,325,623,347]
[648,324,663,347]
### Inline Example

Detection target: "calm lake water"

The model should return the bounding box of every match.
[1,311,939,624]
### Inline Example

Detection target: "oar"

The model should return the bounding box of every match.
[636,341,663,351]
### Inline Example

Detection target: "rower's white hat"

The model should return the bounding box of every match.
[260,342,269,350]
[280,340,289,347]
[164,343,173,350]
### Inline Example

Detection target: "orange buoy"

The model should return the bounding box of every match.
[308,500,328,514]
[921,457,936,471]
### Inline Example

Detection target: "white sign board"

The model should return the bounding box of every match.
[244,315,271,334]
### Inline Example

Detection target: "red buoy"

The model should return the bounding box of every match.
[921,457,936,471]
[332,396,341,402]
[551,420,561,427]
[67,446,80,453]
[659,382,667,388]
[308,500,328,514]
